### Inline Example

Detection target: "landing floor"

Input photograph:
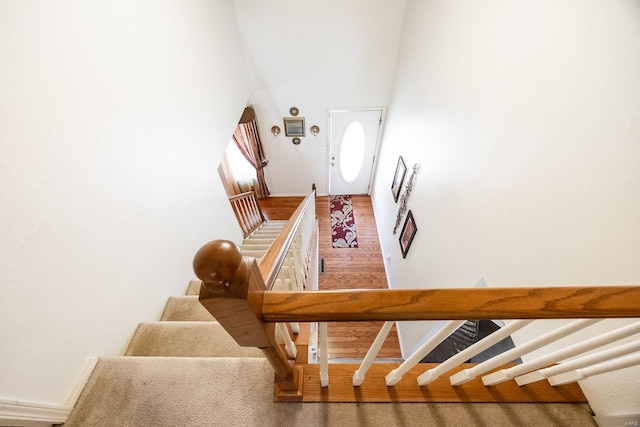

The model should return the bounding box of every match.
[258,195,401,359]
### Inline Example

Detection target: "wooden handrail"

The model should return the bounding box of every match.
[261,286,640,322]
[228,191,256,202]
[194,189,639,402]
[258,190,315,290]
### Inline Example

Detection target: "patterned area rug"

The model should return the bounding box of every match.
[330,195,358,248]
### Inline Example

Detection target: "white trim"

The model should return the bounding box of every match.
[593,413,640,427]
[63,357,99,407]
[0,399,71,426]
[0,357,98,427]
[369,108,386,195]
[266,193,312,197]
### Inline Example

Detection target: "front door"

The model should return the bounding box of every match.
[328,109,383,195]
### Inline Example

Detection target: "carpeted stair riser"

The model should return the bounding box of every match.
[251,234,280,241]
[186,279,202,296]
[254,226,282,232]
[125,321,264,358]
[256,226,284,232]
[243,239,279,246]
[186,267,292,294]
[160,296,215,321]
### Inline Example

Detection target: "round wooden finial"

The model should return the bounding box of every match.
[193,240,245,293]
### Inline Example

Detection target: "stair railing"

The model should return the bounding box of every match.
[194,188,316,400]
[229,190,264,238]
[261,287,640,400]
[194,192,640,401]
[257,190,315,290]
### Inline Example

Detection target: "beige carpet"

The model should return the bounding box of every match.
[124,322,264,358]
[65,357,595,427]
[64,271,596,426]
[160,296,215,321]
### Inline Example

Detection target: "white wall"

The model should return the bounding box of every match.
[0,0,249,406]
[372,0,640,417]
[234,0,406,195]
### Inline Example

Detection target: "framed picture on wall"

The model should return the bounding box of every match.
[284,117,305,137]
[399,210,417,258]
[391,156,407,202]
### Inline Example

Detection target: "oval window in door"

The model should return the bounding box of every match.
[339,121,366,183]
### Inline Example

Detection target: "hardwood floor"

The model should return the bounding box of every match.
[258,195,401,359]
[257,197,305,221]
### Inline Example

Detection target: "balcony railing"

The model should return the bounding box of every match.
[194,190,640,402]
[228,190,264,238]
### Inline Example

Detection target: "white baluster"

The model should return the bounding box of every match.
[290,322,300,334]
[232,200,248,236]
[417,320,534,386]
[276,323,297,359]
[237,199,251,235]
[288,247,303,291]
[320,322,329,387]
[291,236,304,289]
[483,321,640,386]
[249,193,262,225]
[386,320,465,386]
[548,352,640,386]
[516,340,640,386]
[248,195,259,229]
[449,319,601,386]
[353,321,394,386]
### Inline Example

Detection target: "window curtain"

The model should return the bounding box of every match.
[232,106,270,199]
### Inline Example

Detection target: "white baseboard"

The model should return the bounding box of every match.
[594,414,640,427]
[267,193,310,197]
[0,357,98,427]
[63,357,99,408]
[0,399,71,426]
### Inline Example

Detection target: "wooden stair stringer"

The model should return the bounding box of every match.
[287,363,588,403]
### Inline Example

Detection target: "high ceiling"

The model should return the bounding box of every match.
[234,0,407,195]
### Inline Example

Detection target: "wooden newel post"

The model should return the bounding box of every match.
[193,239,303,400]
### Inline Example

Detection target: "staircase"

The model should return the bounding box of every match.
[64,277,596,427]
[242,220,311,295]
[62,215,601,425]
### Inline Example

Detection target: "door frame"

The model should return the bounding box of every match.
[326,107,387,196]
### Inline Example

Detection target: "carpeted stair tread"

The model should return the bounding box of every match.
[242,238,279,244]
[185,279,201,296]
[273,278,293,291]
[125,321,264,358]
[251,233,281,240]
[242,249,268,258]
[257,226,285,232]
[253,226,282,233]
[160,296,215,321]
[241,243,273,250]
[65,356,596,427]
[257,222,287,230]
